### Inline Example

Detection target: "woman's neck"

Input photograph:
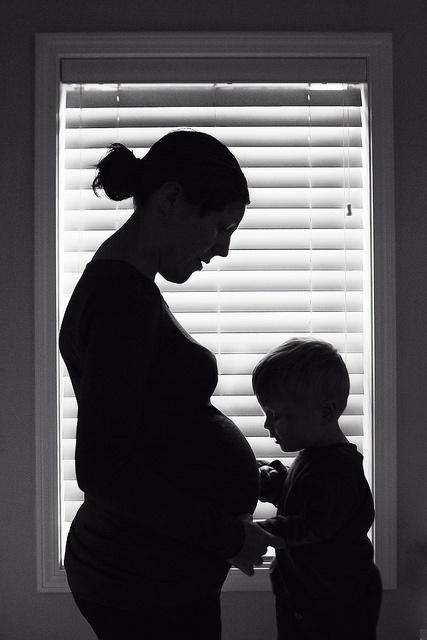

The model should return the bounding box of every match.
[92,207,160,280]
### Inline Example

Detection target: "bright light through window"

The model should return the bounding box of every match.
[58,81,371,564]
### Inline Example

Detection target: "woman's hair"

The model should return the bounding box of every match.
[92,130,250,212]
[252,338,350,415]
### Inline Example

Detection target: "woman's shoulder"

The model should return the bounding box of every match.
[67,260,163,331]
[81,259,160,302]
[87,259,157,287]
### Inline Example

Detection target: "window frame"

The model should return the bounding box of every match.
[35,31,396,592]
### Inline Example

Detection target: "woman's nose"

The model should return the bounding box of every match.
[214,235,231,258]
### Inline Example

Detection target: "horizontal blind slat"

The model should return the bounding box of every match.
[63,270,363,293]
[63,186,364,209]
[61,248,364,271]
[65,86,361,108]
[62,226,364,251]
[61,414,365,448]
[172,311,364,333]
[162,291,363,312]
[161,270,364,292]
[64,166,363,190]
[62,208,364,231]
[65,105,362,128]
[188,332,365,353]
[65,126,362,149]
[64,147,363,169]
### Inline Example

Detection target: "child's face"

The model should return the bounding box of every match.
[260,395,327,452]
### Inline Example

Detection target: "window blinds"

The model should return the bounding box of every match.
[59,81,370,553]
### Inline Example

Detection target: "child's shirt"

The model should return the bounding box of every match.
[259,443,381,613]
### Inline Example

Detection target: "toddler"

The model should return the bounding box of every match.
[253,338,382,640]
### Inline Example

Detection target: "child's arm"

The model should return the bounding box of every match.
[258,513,322,543]
[257,459,287,506]
[258,455,374,545]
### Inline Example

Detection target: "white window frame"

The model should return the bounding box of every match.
[35,32,396,592]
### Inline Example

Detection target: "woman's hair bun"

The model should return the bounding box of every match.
[93,130,249,210]
[92,143,141,201]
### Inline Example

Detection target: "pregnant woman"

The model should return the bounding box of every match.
[59,130,284,640]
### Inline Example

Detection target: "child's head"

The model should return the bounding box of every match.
[252,338,350,451]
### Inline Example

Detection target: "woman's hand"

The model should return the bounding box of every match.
[226,514,285,576]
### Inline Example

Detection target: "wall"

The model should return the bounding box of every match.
[0,0,426,638]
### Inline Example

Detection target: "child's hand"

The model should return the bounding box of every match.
[226,514,285,576]
[258,459,287,505]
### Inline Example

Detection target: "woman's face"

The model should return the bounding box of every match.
[158,199,246,284]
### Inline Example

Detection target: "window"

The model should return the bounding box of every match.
[59,80,368,552]
[35,33,396,592]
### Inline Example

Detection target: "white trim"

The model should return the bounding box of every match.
[365,34,397,589]
[35,35,64,591]
[60,57,367,83]
[37,30,390,58]
[35,31,396,592]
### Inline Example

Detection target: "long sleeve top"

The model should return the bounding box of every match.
[59,260,259,608]
[259,444,381,612]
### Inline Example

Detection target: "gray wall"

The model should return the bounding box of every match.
[1,0,426,638]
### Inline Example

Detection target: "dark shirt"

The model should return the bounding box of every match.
[260,444,381,612]
[59,260,259,608]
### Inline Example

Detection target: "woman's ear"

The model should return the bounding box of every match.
[157,181,183,218]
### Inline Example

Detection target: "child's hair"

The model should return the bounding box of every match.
[92,130,250,212]
[252,337,350,416]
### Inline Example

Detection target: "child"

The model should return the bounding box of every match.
[253,338,382,640]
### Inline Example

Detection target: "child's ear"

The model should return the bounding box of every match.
[320,400,337,424]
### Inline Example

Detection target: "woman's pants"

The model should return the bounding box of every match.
[74,594,222,640]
